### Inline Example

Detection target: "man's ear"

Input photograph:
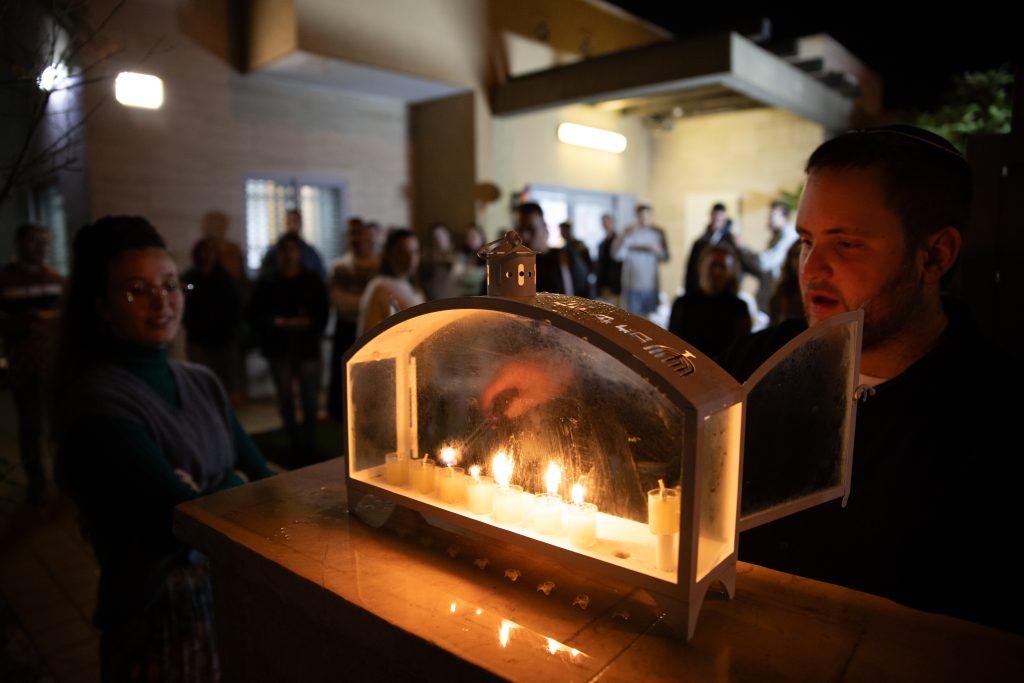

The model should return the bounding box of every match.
[922,226,961,284]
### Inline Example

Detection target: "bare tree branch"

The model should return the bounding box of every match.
[0,89,51,209]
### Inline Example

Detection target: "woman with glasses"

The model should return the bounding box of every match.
[54,215,273,682]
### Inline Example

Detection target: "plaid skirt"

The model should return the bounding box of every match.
[100,562,220,683]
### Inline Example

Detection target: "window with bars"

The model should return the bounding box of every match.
[244,177,345,272]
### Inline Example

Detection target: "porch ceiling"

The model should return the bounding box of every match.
[491,31,853,130]
[260,51,466,104]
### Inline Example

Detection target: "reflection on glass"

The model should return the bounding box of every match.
[350,310,688,522]
[348,309,689,580]
[741,323,856,516]
[499,619,516,648]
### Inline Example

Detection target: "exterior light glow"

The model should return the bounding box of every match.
[38,63,68,91]
[556,122,627,153]
[115,72,164,109]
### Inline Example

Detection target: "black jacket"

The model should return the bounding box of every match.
[720,301,1023,631]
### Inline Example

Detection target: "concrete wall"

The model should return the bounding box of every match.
[295,0,487,89]
[648,107,824,295]
[485,104,651,233]
[283,0,666,242]
[84,0,409,265]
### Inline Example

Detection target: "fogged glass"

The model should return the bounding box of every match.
[697,402,742,581]
[740,321,857,517]
[349,358,397,470]
[347,309,691,524]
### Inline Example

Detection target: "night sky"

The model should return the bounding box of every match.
[605,4,1018,111]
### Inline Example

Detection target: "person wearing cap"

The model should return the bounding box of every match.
[720,125,1021,632]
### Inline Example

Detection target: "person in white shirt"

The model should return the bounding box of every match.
[357,228,424,336]
[614,204,669,316]
[749,200,799,314]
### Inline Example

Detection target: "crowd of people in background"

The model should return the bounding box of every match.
[1,125,1018,682]
[186,213,487,466]
[170,195,814,460]
[503,197,805,363]
[1,195,816,500]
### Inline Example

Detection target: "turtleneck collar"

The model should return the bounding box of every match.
[106,337,169,367]
[104,338,178,406]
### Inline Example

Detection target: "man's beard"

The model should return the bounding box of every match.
[861,258,925,351]
[801,252,925,352]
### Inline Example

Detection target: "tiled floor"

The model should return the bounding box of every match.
[0,389,287,682]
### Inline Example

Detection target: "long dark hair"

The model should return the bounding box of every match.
[54,216,166,405]
[379,228,417,278]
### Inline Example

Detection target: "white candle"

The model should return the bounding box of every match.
[384,452,408,486]
[648,485,680,572]
[467,468,496,515]
[567,483,597,548]
[567,503,597,548]
[533,494,563,534]
[493,485,524,524]
[438,465,466,504]
[534,461,564,534]
[409,457,435,494]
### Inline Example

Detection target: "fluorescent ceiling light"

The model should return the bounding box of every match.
[557,122,627,153]
[38,63,68,91]
[115,72,164,109]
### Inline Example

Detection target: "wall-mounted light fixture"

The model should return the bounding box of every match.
[556,123,627,154]
[115,72,164,109]
[38,62,68,91]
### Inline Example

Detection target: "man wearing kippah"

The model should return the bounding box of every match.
[721,126,1021,632]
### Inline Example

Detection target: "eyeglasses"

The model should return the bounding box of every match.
[124,279,193,305]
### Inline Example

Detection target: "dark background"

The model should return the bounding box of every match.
[606,4,1018,110]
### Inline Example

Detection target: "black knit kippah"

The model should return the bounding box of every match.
[854,125,965,161]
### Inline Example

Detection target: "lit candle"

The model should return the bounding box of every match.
[439,446,458,467]
[533,462,564,535]
[648,479,680,572]
[409,456,436,494]
[438,465,466,504]
[436,446,467,504]
[384,452,408,486]
[491,451,523,524]
[566,483,597,548]
[494,485,524,524]
[467,465,496,515]
[492,451,513,490]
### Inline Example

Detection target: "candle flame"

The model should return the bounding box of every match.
[493,451,514,490]
[440,446,458,467]
[469,465,481,480]
[545,462,561,497]
[571,482,586,506]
